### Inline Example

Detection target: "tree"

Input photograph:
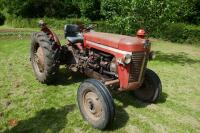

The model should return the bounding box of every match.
[1,0,80,18]
[73,0,101,20]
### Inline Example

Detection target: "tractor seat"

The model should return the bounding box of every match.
[67,34,83,44]
[64,24,83,44]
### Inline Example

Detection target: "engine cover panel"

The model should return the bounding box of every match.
[84,32,145,52]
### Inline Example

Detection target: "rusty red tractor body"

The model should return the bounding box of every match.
[30,21,162,130]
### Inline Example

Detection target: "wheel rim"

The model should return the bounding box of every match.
[134,77,155,101]
[34,46,45,73]
[83,91,103,121]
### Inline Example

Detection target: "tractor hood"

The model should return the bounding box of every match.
[84,32,147,52]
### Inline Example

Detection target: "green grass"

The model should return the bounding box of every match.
[0,28,200,133]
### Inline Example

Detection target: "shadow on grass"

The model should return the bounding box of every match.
[4,104,75,133]
[107,105,129,131]
[106,91,168,131]
[51,68,86,86]
[50,68,129,130]
[155,51,200,65]
[45,68,168,131]
[112,91,168,108]
[157,92,168,104]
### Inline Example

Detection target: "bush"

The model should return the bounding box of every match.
[1,0,80,18]
[4,16,200,44]
[0,12,6,25]
[161,23,200,44]
[161,23,187,43]
[5,17,91,29]
[74,0,101,20]
[95,16,157,37]
[95,21,200,44]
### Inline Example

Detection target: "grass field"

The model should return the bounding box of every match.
[0,28,200,133]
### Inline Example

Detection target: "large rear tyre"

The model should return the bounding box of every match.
[77,79,115,130]
[30,32,60,84]
[133,69,162,103]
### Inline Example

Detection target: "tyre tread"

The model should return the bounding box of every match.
[30,32,60,84]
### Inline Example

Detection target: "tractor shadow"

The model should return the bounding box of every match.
[154,51,200,65]
[112,91,168,109]
[51,67,86,86]
[107,91,168,131]
[46,67,168,131]
[107,104,129,131]
[4,104,75,133]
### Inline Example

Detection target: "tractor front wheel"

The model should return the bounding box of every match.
[77,79,115,130]
[133,69,162,103]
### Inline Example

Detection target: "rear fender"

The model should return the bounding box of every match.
[41,27,61,48]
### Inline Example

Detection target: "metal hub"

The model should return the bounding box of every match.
[35,46,45,72]
[83,91,102,120]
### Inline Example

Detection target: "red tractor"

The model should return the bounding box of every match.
[30,20,162,130]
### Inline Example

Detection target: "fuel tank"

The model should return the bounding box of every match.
[84,32,147,52]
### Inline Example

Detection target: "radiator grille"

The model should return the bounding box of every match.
[129,52,146,82]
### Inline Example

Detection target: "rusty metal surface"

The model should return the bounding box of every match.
[129,52,145,82]
[104,79,119,86]
[85,32,141,50]
[35,47,45,72]
[84,68,110,81]
[83,91,103,120]
[41,25,61,46]
[119,82,142,91]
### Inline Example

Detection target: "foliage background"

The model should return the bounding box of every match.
[0,0,200,43]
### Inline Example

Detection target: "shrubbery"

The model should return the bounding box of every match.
[95,21,200,44]
[1,0,80,18]
[1,0,199,24]
[4,16,200,44]
[1,0,199,44]
[98,0,200,44]
[5,16,91,29]
[0,12,5,25]
[74,0,101,20]
[161,23,200,44]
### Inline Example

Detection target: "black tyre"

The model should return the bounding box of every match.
[30,32,60,84]
[133,69,162,103]
[77,79,115,130]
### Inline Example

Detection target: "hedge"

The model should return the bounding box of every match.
[95,21,200,44]
[4,17,200,44]
[5,16,91,29]
[160,23,200,44]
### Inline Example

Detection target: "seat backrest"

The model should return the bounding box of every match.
[64,24,80,38]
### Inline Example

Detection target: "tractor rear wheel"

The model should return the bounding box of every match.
[30,32,60,84]
[133,69,162,103]
[77,79,115,130]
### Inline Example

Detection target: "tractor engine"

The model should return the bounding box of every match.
[88,50,117,76]
[72,48,118,80]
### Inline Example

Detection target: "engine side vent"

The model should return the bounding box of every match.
[129,52,146,82]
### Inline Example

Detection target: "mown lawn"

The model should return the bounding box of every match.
[0,28,200,133]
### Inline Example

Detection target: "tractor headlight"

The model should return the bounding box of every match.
[123,54,132,64]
